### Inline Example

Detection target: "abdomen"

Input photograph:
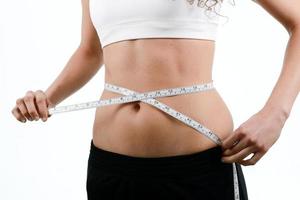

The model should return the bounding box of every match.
[92,38,233,157]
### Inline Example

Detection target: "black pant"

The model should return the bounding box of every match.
[86,139,248,200]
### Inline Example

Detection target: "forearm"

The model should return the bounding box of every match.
[45,45,103,107]
[263,26,300,120]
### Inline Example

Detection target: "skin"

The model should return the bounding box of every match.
[11,0,300,165]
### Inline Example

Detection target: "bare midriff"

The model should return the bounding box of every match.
[92,38,234,157]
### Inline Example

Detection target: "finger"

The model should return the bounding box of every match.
[223,137,249,156]
[46,98,53,118]
[222,146,256,163]
[11,106,27,123]
[35,90,48,121]
[222,128,242,150]
[239,151,265,166]
[46,98,55,108]
[23,91,39,120]
[16,98,31,120]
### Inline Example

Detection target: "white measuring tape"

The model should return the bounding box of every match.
[48,81,240,200]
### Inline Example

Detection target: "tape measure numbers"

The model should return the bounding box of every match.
[48,81,240,200]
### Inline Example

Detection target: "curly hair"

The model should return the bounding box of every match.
[186,0,223,10]
[186,0,235,20]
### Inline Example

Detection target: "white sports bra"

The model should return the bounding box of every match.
[89,0,222,48]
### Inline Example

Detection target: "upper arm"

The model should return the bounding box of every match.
[80,0,103,56]
[253,0,300,34]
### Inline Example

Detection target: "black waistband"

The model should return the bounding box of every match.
[88,139,232,179]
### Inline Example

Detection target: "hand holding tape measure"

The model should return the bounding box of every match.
[11,90,55,123]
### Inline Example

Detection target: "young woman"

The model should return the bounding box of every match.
[11,0,300,199]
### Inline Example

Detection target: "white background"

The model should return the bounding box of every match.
[1,0,299,199]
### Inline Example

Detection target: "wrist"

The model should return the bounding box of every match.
[45,89,57,108]
[47,98,56,108]
[262,103,290,123]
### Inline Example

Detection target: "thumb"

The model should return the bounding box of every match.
[46,98,55,118]
[222,127,241,150]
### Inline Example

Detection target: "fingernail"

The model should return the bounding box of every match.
[42,117,46,122]
[28,117,32,121]
[35,117,39,121]
[22,119,26,123]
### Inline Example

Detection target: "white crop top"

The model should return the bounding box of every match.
[89,0,222,48]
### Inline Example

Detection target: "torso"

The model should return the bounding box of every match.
[92,38,234,157]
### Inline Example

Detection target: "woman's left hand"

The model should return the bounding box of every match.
[221,106,288,166]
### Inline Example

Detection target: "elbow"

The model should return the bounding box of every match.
[285,20,300,37]
[78,43,103,58]
[78,43,103,64]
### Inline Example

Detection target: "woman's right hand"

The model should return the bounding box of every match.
[11,90,55,123]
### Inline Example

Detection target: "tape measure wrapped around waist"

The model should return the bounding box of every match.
[48,81,240,200]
